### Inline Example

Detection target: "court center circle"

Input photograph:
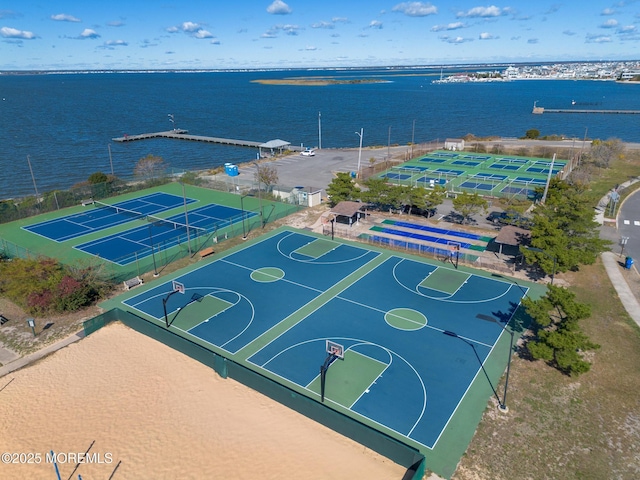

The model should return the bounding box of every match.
[385,308,427,331]
[251,267,285,283]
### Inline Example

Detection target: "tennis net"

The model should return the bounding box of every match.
[147,214,207,236]
[94,200,146,221]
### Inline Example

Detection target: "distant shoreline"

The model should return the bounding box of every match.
[251,78,390,86]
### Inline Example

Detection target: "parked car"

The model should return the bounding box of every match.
[300,148,315,156]
[486,210,533,229]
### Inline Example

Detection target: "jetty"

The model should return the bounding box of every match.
[532,106,640,115]
[112,129,300,154]
[112,129,264,147]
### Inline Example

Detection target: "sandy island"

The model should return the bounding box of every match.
[0,322,405,480]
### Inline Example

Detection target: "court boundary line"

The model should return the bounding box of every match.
[392,257,513,304]
[249,336,430,445]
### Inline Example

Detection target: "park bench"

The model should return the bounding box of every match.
[199,247,215,258]
[123,276,144,291]
[81,199,94,206]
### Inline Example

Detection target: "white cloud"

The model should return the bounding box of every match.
[392,2,438,17]
[107,20,125,27]
[267,1,292,15]
[51,13,81,22]
[166,21,214,39]
[80,29,100,39]
[182,21,202,33]
[563,30,576,36]
[369,20,383,29]
[194,29,214,39]
[431,22,465,32]
[618,25,637,33]
[586,33,612,43]
[0,26,36,39]
[311,21,334,29]
[527,38,538,44]
[440,35,472,44]
[304,45,318,51]
[262,24,301,37]
[104,39,127,47]
[457,5,506,18]
[479,32,498,40]
[601,8,616,15]
[600,19,619,28]
[332,17,349,23]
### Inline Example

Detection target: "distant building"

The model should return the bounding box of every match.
[620,70,640,80]
[444,138,465,151]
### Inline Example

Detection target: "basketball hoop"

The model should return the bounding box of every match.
[172,280,185,294]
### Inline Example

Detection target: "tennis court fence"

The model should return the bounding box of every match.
[83,308,426,480]
[0,237,47,261]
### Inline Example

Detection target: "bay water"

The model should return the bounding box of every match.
[1,67,638,199]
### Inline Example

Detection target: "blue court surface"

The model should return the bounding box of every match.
[23,192,195,242]
[120,229,528,451]
[75,204,255,265]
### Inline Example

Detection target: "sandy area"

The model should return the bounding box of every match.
[0,323,406,480]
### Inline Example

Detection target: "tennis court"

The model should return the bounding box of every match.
[23,192,195,242]
[75,204,255,265]
[118,228,531,454]
[379,150,568,200]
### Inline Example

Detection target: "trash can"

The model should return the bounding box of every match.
[625,256,634,269]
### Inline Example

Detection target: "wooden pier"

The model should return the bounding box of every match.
[533,107,640,115]
[112,130,263,148]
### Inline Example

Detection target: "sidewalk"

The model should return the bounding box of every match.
[601,252,640,327]
[596,178,640,329]
[0,330,85,378]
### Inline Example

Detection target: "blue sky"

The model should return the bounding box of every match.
[1,1,639,70]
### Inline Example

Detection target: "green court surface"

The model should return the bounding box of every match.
[420,268,470,294]
[0,182,299,282]
[378,150,568,200]
[308,351,387,407]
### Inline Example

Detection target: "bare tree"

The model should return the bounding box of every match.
[255,163,278,192]
[587,138,624,168]
[134,154,167,180]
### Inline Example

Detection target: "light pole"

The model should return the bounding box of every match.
[180,182,192,254]
[355,128,363,179]
[476,313,515,413]
[318,111,322,150]
[254,156,265,227]
[240,194,248,239]
[411,119,415,159]
[526,246,557,285]
[387,126,391,167]
[148,223,159,277]
[108,144,114,176]
[162,289,181,328]
[26,155,39,199]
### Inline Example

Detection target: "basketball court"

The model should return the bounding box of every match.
[115,227,534,454]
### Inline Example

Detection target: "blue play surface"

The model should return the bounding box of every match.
[75,203,255,265]
[120,229,527,450]
[23,192,195,242]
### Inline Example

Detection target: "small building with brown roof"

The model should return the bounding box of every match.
[329,201,367,226]
[490,225,531,256]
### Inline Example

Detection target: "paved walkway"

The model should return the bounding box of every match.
[601,252,640,327]
[596,178,640,329]
[0,330,85,378]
